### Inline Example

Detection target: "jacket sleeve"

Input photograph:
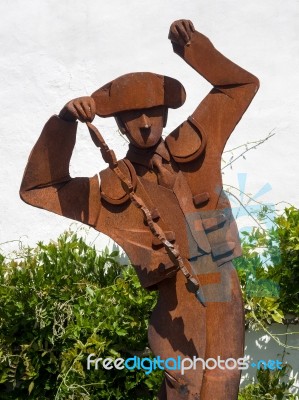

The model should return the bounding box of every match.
[171,30,260,153]
[19,115,101,227]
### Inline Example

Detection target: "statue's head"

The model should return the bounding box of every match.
[91,72,186,148]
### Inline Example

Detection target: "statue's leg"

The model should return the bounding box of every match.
[148,272,206,399]
[199,262,245,400]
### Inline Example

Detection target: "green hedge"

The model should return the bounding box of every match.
[0,233,161,399]
[235,206,299,329]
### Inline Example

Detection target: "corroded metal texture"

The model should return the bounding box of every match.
[20,19,259,399]
[92,72,186,117]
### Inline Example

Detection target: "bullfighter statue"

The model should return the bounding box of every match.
[20,19,259,399]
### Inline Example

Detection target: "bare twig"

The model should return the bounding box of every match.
[222,129,276,170]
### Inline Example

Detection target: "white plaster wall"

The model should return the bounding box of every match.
[242,324,299,394]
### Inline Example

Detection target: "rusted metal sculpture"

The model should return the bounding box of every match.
[20,20,259,399]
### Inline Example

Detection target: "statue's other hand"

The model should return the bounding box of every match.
[59,96,96,123]
[168,19,195,47]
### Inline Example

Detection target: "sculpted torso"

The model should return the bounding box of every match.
[20,20,259,400]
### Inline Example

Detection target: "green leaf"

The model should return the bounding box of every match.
[28,381,34,394]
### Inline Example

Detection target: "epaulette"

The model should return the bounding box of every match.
[99,159,137,205]
[165,116,207,163]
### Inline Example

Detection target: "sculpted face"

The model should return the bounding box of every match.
[115,106,167,148]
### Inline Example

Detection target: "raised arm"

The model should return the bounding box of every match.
[20,97,101,227]
[168,19,259,153]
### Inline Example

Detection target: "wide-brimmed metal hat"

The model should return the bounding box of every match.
[91,72,186,117]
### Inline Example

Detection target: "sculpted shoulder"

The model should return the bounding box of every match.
[165,117,207,164]
[99,159,137,205]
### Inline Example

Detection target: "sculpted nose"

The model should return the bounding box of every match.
[140,114,151,129]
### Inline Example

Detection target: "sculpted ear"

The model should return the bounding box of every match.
[115,115,127,135]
